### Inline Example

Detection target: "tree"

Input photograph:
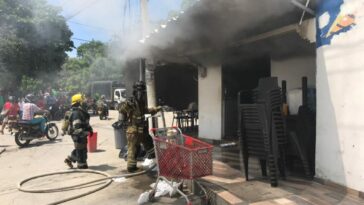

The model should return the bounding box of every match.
[19,75,44,94]
[77,40,106,62]
[89,57,123,81]
[57,58,90,93]
[57,40,124,94]
[0,0,73,90]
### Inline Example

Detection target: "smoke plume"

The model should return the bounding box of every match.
[142,0,305,60]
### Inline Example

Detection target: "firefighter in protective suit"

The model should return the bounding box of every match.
[118,81,161,173]
[62,94,93,169]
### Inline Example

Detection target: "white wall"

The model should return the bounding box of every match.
[316,1,364,192]
[271,57,316,114]
[198,65,222,140]
[271,56,316,91]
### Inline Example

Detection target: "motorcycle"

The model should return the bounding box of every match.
[48,104,69,121]
[46,104,59,121]
[7,114,19,134]
[13,112,59,147]
[85,98,97,115]
[97,103,109,120]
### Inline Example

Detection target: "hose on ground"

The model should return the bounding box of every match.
[17,164,156,205]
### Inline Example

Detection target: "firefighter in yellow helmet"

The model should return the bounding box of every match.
[62,93,93,169]
[118,81,161,172]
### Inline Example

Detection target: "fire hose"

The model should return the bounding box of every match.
[18,110,167,204]
[17,164,156,205]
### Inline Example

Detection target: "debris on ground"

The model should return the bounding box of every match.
[137,190,153,204]
[112,177,127,183]
[138,179,183,204]
[142,158,157,171]
[150,180,182,198]
[0,148,5,155]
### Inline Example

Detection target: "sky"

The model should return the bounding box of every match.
[47,0,183,57]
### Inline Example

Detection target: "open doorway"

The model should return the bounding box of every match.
[222,56,271,139]
[155,64,198,110]
[221,32,317,179]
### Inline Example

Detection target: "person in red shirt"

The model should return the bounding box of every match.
[0,96,18,134]
[8,98,20,118]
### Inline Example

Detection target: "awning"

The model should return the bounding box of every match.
[141,0,317,64]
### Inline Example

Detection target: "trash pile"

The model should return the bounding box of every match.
[137,180,182,204]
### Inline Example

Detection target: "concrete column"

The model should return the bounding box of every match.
[145,58,156,108]
[198,65,222,140]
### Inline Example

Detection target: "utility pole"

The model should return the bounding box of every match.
[140,0,157,108]
[139,0,148,81]
[140,0,149,38]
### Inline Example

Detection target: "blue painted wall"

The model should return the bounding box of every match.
[317,0,347,47]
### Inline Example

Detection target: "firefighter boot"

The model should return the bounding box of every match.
[64,158,74,169]
[77,163,88,169]
[127,166,143,173]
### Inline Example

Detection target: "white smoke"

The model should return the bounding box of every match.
[140,0,299,58]
[47,0,303,66]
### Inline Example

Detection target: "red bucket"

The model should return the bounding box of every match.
[87,132,97,152]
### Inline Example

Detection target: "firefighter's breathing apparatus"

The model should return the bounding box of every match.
[17,109,168,205]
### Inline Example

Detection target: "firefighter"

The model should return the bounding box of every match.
[63,93,93,169]
[118,81,161,173]
[96,95,108,119]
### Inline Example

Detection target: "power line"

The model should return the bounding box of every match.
[68,21,117,32]
[71,37,92,42]
[122,0,141,34]
[65,0,102,20]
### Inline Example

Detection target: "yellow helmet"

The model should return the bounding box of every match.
[71,93,83,105]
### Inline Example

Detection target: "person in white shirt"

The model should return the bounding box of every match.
[22,94,47,133]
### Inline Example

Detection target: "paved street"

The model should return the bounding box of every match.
[2,111,364,205]
[0,110,160,205]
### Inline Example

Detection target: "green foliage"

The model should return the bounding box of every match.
[19,75,44,94]
[77,40,106,60]
[0,67,16,90]
[57,40,123,94]
[89,57,122,81]
[0,0,73,90]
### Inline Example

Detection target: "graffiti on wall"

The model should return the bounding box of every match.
[317,0,364,47]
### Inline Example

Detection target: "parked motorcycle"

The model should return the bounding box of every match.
[13,113,59,147]
[46,104,59,121]
[49,104,69,121]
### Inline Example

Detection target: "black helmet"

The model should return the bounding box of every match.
[133,81,146,91]
[24,94,35,103]
[133,81,146,101]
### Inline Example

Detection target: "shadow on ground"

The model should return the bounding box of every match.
[24,139,62,148]
[92,149,106,153]
[88,164,118,171]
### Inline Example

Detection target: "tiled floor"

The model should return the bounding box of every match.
[204,145,364,205]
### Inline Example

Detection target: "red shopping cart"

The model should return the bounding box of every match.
[149,127,213,205]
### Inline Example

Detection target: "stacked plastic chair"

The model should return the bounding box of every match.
[238,77,287,187]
